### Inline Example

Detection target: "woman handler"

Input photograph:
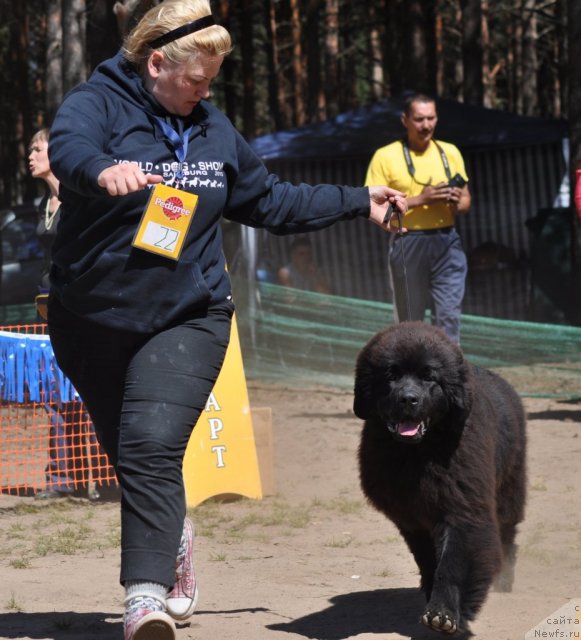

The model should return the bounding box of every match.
[47,1,406,638]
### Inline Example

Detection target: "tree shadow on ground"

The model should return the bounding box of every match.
[267,587,445,640]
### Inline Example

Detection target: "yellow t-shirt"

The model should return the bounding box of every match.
[364,139,469,229]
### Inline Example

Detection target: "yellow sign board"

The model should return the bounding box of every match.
[183,315,263,507]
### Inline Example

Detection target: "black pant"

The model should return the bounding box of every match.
[47,296,233,587]
[389,228,467,344]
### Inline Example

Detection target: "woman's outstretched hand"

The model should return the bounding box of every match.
[368,186,408,233]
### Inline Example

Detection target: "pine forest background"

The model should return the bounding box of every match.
[1,0,581,257]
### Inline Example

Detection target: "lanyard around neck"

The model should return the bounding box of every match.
[401,139,452,184]
[153,116,193,180]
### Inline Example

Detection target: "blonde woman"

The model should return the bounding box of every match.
[28,129,102,502]
[47,1,407,638]
[28,128,60,294]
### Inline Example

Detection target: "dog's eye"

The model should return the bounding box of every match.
[383,365,401,382]
[419,368,436,381]
[390,365,401,379]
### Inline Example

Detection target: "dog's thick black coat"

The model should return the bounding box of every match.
[354,322,526,636]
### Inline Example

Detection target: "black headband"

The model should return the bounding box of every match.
[148,14,216,49]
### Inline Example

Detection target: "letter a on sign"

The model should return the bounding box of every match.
[182,315,263,507]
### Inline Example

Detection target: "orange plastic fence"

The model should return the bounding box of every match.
[0,322,117,497]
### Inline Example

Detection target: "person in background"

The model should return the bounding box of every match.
[277,235,331,293]
[365,93,471,344]
[28,128,100,501]
[575,168,581,219]
[29,129,61,294]
[46,1,406,638]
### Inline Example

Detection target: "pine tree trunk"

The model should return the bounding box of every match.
[369,1,385,100]
[12,0,32,203]
[86,0,121,72]
[62,0,87,92]
[263,0,283,129]
[384,0,404,96]
[305,0,324,121]
[405,0,431,93]
[218,0,237,127]
[325,0,339,119]
[46,0,63,123]
[290,0,306,126]
[461,0,483,105]
[520,0,538,116]
[240,0,256,137]
[273,0,294,128]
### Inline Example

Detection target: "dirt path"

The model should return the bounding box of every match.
[0,382,580,640]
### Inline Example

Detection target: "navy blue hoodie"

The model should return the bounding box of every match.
[48,52,371,332]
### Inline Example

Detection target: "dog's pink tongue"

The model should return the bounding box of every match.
[397,422,421,437]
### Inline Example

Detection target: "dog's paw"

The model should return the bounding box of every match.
[421,604,459,634]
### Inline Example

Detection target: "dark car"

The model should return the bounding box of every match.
[0,202,45,306]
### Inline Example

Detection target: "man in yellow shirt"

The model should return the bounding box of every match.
[365,93,471,343]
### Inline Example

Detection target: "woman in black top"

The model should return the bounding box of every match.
[47,1,407,638]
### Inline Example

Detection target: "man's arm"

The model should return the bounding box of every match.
[455,184,471,215]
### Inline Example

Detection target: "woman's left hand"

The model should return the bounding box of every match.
[368,186,408,233]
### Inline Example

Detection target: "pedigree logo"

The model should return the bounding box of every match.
[154,195,192,221]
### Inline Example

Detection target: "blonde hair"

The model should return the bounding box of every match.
[29,128,50,148]
[123,0,232,72]
[28,127,50,151]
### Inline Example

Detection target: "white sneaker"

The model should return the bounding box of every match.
[124,594,175,640]
[166,517,199,620]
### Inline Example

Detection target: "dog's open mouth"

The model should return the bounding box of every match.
[387,420,427,442]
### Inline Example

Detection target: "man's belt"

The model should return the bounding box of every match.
[404,226,455,235]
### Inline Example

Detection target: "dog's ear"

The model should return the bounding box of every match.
[444,361,473,427]
[353,358,375,420]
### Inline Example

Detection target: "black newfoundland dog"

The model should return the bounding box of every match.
[354,322,526,636]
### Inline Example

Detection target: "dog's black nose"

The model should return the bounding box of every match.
[400,391,419,407]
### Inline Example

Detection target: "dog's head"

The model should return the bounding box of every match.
[353,322,473,444]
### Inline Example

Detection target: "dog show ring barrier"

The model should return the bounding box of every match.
[0,317,274,505]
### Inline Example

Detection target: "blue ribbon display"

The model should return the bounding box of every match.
[0,331,78,404]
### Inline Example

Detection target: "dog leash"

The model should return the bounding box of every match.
[384,204,412,321]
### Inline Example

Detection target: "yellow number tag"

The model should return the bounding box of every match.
[132,184,199,260]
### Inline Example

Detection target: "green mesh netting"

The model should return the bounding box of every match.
[234,280,581,399]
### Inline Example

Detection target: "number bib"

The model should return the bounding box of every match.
[133,184,199,260]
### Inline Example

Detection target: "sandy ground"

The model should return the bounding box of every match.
[0,379,580,640]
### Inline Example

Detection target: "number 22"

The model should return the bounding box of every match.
[154,226,179,251]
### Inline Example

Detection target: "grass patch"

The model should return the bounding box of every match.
[530,478,548,492]
[0,501,122,566]
[35,522,94,556]
[323,535,353,548]
[9,557,31,569]
[194,499,312,542]
[5,592,22,611]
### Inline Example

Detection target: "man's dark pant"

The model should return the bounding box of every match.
[388,228,467,344]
